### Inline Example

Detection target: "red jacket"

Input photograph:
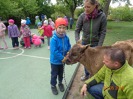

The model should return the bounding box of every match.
[42,25,53,37]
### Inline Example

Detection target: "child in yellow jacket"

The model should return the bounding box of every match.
[37,22,44,44]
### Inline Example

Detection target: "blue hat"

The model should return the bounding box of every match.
[37,22,42,26]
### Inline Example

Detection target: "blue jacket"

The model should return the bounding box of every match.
[50,31,71,65]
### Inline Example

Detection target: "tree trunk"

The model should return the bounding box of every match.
[103,0,111,17]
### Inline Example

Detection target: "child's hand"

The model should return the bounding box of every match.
[62,57,67,63]
[62,53,69,63]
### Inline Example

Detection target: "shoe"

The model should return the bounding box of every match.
[58,83,65,92]
[51,86,58,95]
[4,46,8,49]
[80,75,89,81]
[15,47,19,49]
[48,46,50,50]
[0,47,4,50]
[28,47,31,49]
[24,46,27,49]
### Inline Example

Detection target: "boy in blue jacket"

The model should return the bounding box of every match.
[50,18,71,95]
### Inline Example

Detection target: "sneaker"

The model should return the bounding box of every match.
[28,47,31,49]
[15,47,19,49]
[51,86,58,95]
[58,83,65,92]
[4,46,8,49]
[24,46,27,49]
[48,46,50,50]
[80,75,89,81]
[0,47,4,50]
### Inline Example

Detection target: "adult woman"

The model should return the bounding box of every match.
[75,0,107,80]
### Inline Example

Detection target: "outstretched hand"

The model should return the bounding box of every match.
[80,84,87,97]
[62,52,69,63]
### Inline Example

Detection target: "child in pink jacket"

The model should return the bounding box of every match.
[32,34,44,47]
[20,19,31,49]
[0,17,8,49]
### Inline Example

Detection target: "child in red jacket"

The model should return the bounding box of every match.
[40,20,53,49]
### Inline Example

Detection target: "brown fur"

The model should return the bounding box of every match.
[64,39,133,76]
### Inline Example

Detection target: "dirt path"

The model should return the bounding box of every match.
[66,64,85,99]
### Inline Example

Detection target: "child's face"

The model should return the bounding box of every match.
[38,26,41,28]
[21,23,25,26]
[9,22,13,25]
[43,23,48,26]
[56,25,66,35]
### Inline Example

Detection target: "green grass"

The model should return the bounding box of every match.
[104,21,133,45]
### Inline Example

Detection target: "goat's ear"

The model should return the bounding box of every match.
[80,45,89,52]
[77,40,82,44]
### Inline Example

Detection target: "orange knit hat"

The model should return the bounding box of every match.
[55,18,67,28]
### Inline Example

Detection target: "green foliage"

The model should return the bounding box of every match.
[56,0,83,18]
[51,4,70,19]
[37,0,55,19]
[109,6,133,21]
[74,8,84,19]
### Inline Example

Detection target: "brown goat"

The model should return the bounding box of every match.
[63,39,133,76]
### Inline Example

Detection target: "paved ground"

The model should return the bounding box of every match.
[0,29,78,99]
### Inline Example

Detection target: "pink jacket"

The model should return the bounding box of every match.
[0,22,6,37]
[20,25,31,37]
[32,35,43,46]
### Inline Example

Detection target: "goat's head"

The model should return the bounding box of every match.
[63,43,89,65]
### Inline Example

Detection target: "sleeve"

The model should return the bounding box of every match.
[75,14,84,42]
[67,37,71,51]
[123,78,133,99]
[15,25,20,36]
[85,65,106,88]
[98,13,107,46]
[50,38,64,61]
[26,25,31,35]
[2,23,6,31]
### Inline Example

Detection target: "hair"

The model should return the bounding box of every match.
[83,0,98,5]
[104,48,126,66]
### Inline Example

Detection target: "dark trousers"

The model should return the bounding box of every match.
[70,24,73,29]
[11,37,19,47]
[88,83,104,99]
[50,64,64,86]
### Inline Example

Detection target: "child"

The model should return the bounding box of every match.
[8,19,20,49]
[50,18,71,95]
[20,19,31,49]
[26,17,31,26]
[37,22,44,43]
[0,17,8,49]
[34,16,41,29]
[40,20,53,49]
[31,34,43,47]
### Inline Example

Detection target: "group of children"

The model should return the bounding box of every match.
[0,17,55,50]
[0,16,72,95]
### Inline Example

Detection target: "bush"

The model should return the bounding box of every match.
[109,6,133,21]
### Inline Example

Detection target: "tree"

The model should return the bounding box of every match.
[99,0,131,17]
[56,0,83,18]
